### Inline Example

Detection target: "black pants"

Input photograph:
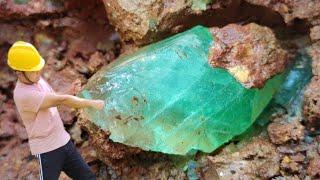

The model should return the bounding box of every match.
[35,140,96,180]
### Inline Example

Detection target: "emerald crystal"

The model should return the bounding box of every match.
[79,26,284,155]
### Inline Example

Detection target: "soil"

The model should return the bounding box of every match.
[1,0,320,179]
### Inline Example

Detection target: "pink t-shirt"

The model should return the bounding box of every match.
[13,77,70,155]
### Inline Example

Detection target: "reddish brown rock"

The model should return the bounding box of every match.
[0,0,66,20]
[0,100,22,138]
[0,117,15,138]
[78,114,186,178]
[244,0,320,25]
[14,122,28,140]
[57,106,77,125]
[303,76,320,131]
[0,1,118,179]
[209,23,289,88]
[87,52,115,73]
[310,25,320,42]
[290,153,305,163]
[78,116,141,161]
[208,136,280,179]
[78,141,98,164]
[0,137,19,156]
[244,0,320,41]
[307,41,320,76]
[281,155,302,173]
[303,42,320,130]
[0,0,318,179]
[307,155,320,178]
[0,93,6,106]
[0,23,33,45]
[103,0,241,44]
[0,66,17,91]
[0,142,38,179]
[268,120,304,145]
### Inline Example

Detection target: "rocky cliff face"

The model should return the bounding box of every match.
[0,0,119,179]
[1,0,320,179]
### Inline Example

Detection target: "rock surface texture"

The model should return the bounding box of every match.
[103,0,216,44]
[103,0,255,45]
[244,0,320,41]
[209,23,288,88]
[303,41,320,131]
[0,0,119,178]
[208,137,280,179]
[103,0,320,44]
[303,75,320,130]
[1,0,320,179]
[0,0,66,19]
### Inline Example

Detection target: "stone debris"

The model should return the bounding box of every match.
[0,142,39,179]
[267,120,304,145]
[208,137,280,179]
[307,155,320,178]
[78,116,188,178]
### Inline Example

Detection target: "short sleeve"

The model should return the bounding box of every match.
[14,90,46,113]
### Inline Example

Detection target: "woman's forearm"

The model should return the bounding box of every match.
[59,95,100,109]
[40,93,104,110]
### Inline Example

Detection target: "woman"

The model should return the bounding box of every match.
[8,41,104,180]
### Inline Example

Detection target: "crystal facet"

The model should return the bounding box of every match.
[79,26,284,155]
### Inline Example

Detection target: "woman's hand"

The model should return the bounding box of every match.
[90,100,105,110]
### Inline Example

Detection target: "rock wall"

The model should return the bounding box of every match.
[0,0,119,179]
[1,0,320,179]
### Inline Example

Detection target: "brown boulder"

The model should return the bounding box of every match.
[267,120,304,145]
[303,76,320,131]
[244,0,320,41]
[209,23,289,88]
[103,0,240,44]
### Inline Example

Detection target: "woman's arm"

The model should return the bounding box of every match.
[39,93,104,110]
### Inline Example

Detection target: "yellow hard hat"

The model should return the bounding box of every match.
[7,41,45,71]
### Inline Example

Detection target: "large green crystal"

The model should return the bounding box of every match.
[79,26,284,155]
